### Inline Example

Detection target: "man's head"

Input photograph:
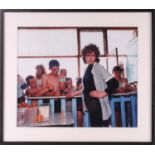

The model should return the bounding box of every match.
[26,75,37,88]
[112,66,124,78]
[49,59,60,75]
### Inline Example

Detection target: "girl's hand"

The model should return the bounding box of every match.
[66,92,76,98]
[89,91,108,98]
[66,89,83,98]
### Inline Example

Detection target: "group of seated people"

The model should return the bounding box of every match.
[18,60,82,98]
[17,59,83,126]
[17,59,137,127]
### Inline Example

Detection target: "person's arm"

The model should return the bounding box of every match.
[90,64,118,98]
[66,88,83,98]
[128,82,137,91]
[36,88,49,96]
[26,88,40,97]
[29,88,54,97]
[105,78,119,95]
[115,87,126,93]
[89,78,119,98]
[43,87,56,96]
[44,91,55,96]
[115,78,132,93]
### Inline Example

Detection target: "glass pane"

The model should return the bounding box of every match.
[127,56,138,83]
[108,30,134,55]
[18,58,78,85]
[107,57,117,74]
[80,31,104,55]
[100,57,108,70]
[118,57,127,78]
[127,37,138,56]
[18,29,78,56]
[80,58,88,78]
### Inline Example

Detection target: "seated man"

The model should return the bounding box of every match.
[112,66,135,127]
[26,75,49,97]
[42,59,61,112]
[113,66,137,93]
[42,60,61,96]
[112,66,133,93]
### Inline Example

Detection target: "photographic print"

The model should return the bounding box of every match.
[1,10,153,143]
[17,26,138,128]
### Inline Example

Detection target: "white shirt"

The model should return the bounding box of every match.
[82,62,113,120]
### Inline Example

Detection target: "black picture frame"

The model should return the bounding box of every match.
[0,9,154,145]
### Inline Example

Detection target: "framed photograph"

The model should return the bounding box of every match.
[0,9,154,144]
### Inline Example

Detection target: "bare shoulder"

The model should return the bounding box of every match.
[42,74,48,80]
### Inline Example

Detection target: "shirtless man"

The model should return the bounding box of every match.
[25,75,49,107]
[112,66,130,93]
[112,66,135,127]
[26,75,49,97]
[42,60,60,96]
[112,66,137,93]
[42,59,61,112]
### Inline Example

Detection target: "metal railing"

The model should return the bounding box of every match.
[26,91,137,127]
[110,91,137,127]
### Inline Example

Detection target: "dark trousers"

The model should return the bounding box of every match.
[86,99,109,127]
[89,106,103,127]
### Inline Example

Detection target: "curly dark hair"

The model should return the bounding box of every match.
[81,44,100,64]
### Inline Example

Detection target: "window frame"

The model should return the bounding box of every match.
[17,27,138,77]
